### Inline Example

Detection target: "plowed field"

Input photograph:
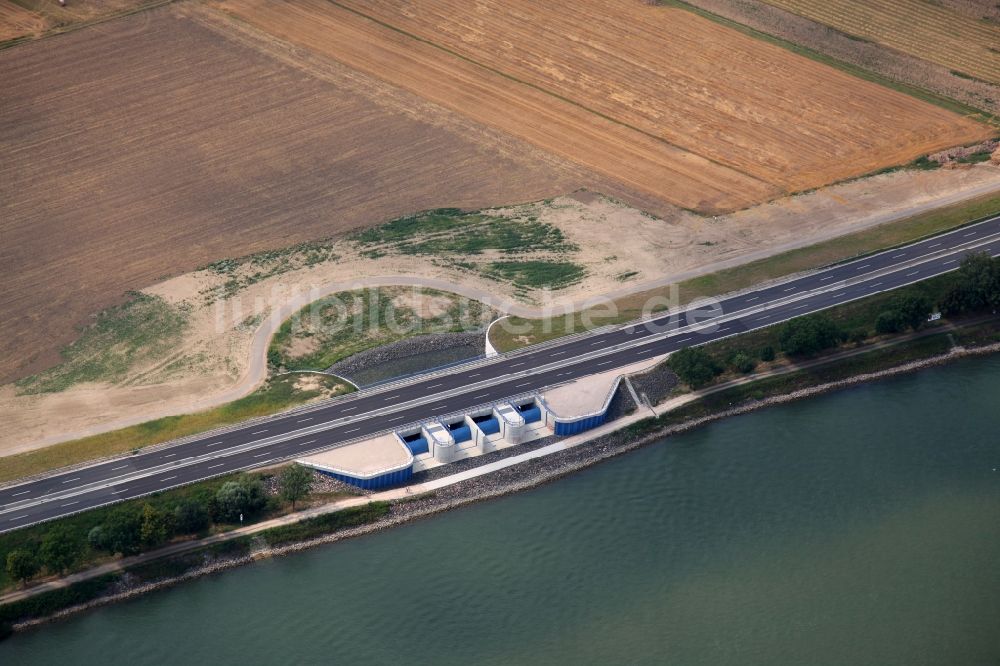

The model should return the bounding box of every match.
[763,0,1000,84]
[219,0,991,207]
[0,7,602,384]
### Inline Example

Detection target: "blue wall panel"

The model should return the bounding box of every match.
[519,406,542,423]
[476,417,500,435]
[405,437,429,455]
[554,412,607,436]
[319,465,413,490]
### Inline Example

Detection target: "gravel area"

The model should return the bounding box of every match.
[628,362,679,406]
[326,331,485,386]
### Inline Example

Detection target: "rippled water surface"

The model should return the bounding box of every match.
[4,357,1000,665]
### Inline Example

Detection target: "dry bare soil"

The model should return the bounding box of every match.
[219,0,990,212]
[0,0,164,42]
[0,5,616,384]
[762,0,1000,84]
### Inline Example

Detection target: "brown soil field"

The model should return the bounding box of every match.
[219,0,991,205]
[681,0,1000,116]
[762,0,1000,84]
[0,0,166,43]
[0,1,43,42]
[0,5,613,385]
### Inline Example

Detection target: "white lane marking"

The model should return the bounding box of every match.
[251,430,268,435]
[387,416,404,422]
[755,315,770,321]
[510,362,525,367]
[297,417,313,423]
[928,243,942,248]
[906,271,919,277]
[891,253,905,259]
[162,453,176,458]
[207,463,225,470]
[515,382,532,388]
[111,464,129,470]
[160,475,178,482]
[590,340,604,345]
[299,439,317,447]
[253,452,269,458]
[12,490,30,496]
[473,394,490,399]
[426,383,442,389]
[597,360,613,366]
[871,282,882,287]
[943,259,958,265]
[344,427,360,433]
[341,406,357,412]
[206,441,222,448]
[551,351,566,356]
[9,515,28,522]
[383,395,399,401]
[468,373,480,378]
[783,286,795,292]
[855,263,871,270]
[831,292,847,298]
[61,501,78,507]
[963,231,977,237]
[746,296,759,301]
[676,336,691,343]
[820,275,836,281]
[793,303,810,310]
[61,477,81,484]
[636,349,648,355]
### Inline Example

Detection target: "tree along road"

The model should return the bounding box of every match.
[2,214,999,532]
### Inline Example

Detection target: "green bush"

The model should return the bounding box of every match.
[668,347,723,389]
[214,476,267,523]
[778,314,843,357]
[875,310,906,335]
[729,351,756,374]
[759,346,775,362]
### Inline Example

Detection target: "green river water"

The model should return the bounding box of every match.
[3,356,1000,665]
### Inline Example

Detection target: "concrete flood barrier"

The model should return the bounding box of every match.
[297,359,662,489]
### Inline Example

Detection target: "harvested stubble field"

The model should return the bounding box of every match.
[219,0,990,211]
[0,0,166,43]
[0,5,609,385]
[762,0,1000,85]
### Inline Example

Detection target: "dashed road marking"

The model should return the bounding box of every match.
[855,264,871,270]
[344,427,360,433]
[206,441,222,448]
[162,453,176,458]
[297,417,313,423]
[426,383,442,389]
[929,243,941,248]
[12,491,30,497]
[906,271,919,277]
[62,501,78,507]
[597,360,612,366]
[251,430,268,435]
[473,394,490,399]
[9,516,28,522]
[61,477,80,484]
[820,275,836,281]
[111,464,130,470]
[160,475,177,482]
[207,463,225,470]
[253,452,269,458]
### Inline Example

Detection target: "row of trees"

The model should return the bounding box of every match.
[668,253,1000,389]
[5,465,315,586]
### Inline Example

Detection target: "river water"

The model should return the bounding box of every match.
[4,356,1000,665]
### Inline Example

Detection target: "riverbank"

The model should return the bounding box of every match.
[4,319,998,637]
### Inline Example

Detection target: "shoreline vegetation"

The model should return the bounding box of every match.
[3,311,999,638]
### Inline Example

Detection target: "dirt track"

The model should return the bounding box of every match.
[0,6,613,384]
[221,0,992,207]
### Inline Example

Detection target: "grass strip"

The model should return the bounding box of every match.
[490,193,1000,351]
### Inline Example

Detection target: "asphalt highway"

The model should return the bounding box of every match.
[3,214,999,532]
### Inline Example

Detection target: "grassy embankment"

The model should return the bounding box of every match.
[491,193,1000,351]
[0,373,352,485]
[269,286,494,371]
[659,0,998,123]
[353,207,586,293]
